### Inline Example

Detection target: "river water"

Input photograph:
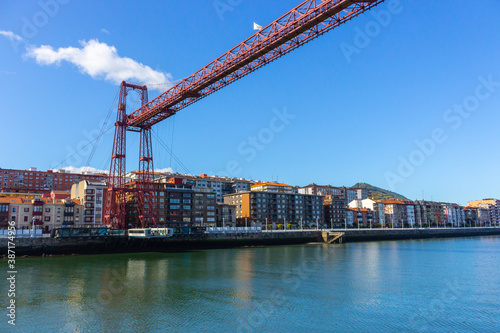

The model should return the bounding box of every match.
[3,236,500,332]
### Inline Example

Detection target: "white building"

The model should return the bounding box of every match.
[442,203,465,227]
[71,180,106,226]
[348,198,386,226]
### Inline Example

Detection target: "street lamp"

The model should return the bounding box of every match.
[31,216,35,237]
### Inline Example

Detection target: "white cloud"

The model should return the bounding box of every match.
[0,30,22,41]
[54,166,109,175]
[26,39,171,86]
[101,28,110,35]
[155,167,174,174]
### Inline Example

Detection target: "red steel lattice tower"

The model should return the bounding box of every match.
[105,82,156,229]
[104,0,384,229]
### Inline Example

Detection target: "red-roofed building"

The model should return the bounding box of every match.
[0,167,106,194]
[0,196,83,232]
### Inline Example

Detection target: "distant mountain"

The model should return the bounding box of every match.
[352,182,409,201]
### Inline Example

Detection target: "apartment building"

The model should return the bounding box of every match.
[354,208,374,227]
[464,206,491,227]
[348,198,385,226]
[414,200,445,227]
[442,203,465,227]
[323,195,346,228]
[299,184,357,204]
[0,196,82,231]
[383,200,416,227]
[71,180,107,226]
[153,181,194,227]
[351,188,369,200]
[0,167,106,194]
[468,199,500,226]
[124,178,219,228]
[251,182,296,193]
[0,202,9,228]
[193,189,217,226]
[224,191,324,227]
[156,173,253,203]
[215,203,237,227]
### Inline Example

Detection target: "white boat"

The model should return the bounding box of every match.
[128,228,174,238]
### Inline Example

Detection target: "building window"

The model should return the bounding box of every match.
[45,208,50,213]
[24,207,29,212]
[24,216,28,222]
[44,216,50,222]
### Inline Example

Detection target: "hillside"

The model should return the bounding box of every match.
[352,182,409,201]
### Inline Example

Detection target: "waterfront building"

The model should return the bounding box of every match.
[383,200,416,227]
[356,208,374,227]
[414,200,446,227]
[463,206,490,227]
[71,180,107,226]
[468,199,500,227]
[345,208,355,227]
[323,195,346,228]
[251,182,296,193]
[124,178,219,228]
[224,191,324,228]
[441,203,465,227]
[0,201,9,228]
[155,173,253,203]
[299,184,357,203]
[193,189,217,227]
[0,196,82,232]
[0,167,106,194]
[215,203,237,227]
[348,198,386,227]
[154,181,194,227]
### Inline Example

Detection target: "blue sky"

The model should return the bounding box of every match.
[1,0,499,205]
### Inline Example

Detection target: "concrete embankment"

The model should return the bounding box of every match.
[343,227,500,242]
[0,231,319,257]
[1,228,499,257]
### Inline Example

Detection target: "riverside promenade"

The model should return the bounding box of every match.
[1,227,499,257]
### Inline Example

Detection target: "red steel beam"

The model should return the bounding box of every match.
[126,0,384,128]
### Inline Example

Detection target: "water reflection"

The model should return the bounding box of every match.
[4,236,499,332]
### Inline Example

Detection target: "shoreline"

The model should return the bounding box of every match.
[1,227,499,258]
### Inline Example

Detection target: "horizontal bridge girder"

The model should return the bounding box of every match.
[125,0,385,128]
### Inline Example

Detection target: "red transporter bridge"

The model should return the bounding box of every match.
[104,0,385,229]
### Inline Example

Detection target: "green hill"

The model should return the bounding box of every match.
[352,182,409,201]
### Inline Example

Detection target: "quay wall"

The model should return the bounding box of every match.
[343,227,500,242]
[0,231,319,257]
[1,228,499,257]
